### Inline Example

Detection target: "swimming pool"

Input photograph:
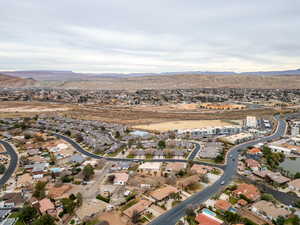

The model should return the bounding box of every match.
[202,208,217,217]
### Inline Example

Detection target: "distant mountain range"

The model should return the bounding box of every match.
[1,68,300,81]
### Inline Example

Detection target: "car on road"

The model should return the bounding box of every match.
[220,181,225,185]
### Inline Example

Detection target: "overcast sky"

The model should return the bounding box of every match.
[1,0,299,73]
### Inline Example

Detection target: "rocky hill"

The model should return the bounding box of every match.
[0,74,36,88]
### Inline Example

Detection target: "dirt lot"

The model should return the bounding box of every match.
[0,101,288,127]
[133,120,239,132]
[0,101,74,118]
[98,211,128,225]
[133,103,200,112]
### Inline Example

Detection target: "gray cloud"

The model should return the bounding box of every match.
[0,0,299,72]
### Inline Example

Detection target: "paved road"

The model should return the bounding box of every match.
[147,119,287,225]
[0,141,18,189]
[55,120,286,225]
[187,142,201,161]
[54,119,287,225]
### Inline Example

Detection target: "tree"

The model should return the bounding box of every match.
[158,140,166,149]
[82,164,94,181]
[33,214,56,225]
[131,210,140,224]
[294,172,300,179]
[200,175,209,184]
[64,130,71,136]
[75,133,83,142]
[33,181,46,199]
[61,197,76,214]
[76,192,83,207]
[274,216,285,225]
[49,152,56,165]
[115,131,120,139]
[0,164,5,174]
[223,211,242,224]
[107,175,115,184]
[261,193,276,203]
[295,200,300,208]
[185,204,196,217]
[18,205,38,223]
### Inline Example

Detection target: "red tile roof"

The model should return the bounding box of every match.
[247,148,262,154]
[195,213,222,225]
[233,183,261,201]
[214,200,231,211]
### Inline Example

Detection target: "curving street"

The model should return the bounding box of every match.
[0,141,18,189]
[55,119,287,225]
[0,118,287,225]
[147,119,287,225]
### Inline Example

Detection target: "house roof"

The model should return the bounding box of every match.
[245,159,261,168]
[69,154,85,163]
[2,192,24,205]
[266,172,290,184]
[113,173,129,183]
[290,179,300,189]
[39,198,55,213]
[150,185,179,201]
[17,173,33,187]
[252,200,290,219]
[195,213,222,225]
[238,199,248,206]
[177,175,199,188]
[233,183,260,201]
[247,148,262,154]
[214,200,232,211]
[139,162,161,170]
[165,162,186,171]
[123,199,151,218]
[191,164,212,174]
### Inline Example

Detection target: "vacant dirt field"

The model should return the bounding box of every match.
[132,120,239,132]
[133,103,200,112]
[66,105,281,126]
[0,101,75,118]
[98,211,128,225]
[0,101,289,127]
[0,101,71,113]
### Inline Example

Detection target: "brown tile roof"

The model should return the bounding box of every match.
[123,199,151,218]
[214,200,232,211]
[289,179,300,189]
[150,185,179,201]
[252,200,290,219]
[245,159,261,168]
[238,199,248,206]
[39,198,55,214]
[233,183,260,201]
[191,164,211,175]
[165,162,187,172]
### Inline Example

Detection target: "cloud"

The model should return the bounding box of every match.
[0,0,299,72]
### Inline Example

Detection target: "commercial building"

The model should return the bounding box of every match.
[246,116,258,128]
